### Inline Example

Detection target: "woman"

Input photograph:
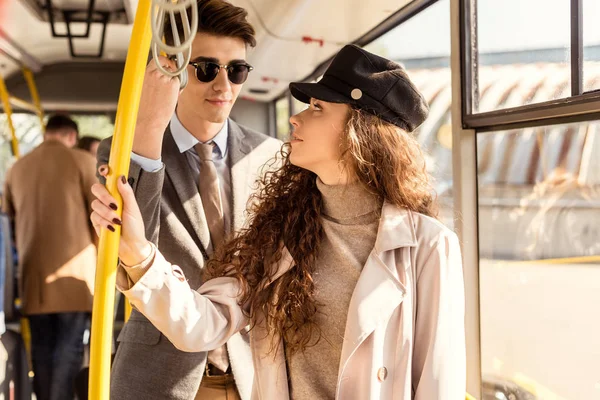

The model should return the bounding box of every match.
[91,44,466,399]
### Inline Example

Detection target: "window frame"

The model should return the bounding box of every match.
[460,0,600,130]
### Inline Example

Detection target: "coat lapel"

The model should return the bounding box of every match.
[338,204,418,377]
[227,120,252,232]
[162,128,212,253]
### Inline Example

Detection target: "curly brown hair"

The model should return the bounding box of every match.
[208,108,437,355]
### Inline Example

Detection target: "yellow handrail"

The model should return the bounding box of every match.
[22,67,45,129]
[517,255,600,265]
[488,255,600,266]
[7,96,38,114]
[0,74,20,158]
[87,0,152,397]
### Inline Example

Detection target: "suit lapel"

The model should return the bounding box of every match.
[162,128,212,253]
[227,120,252,232]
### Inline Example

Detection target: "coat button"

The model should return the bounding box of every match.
[377,367,388,382]
[128,177,135,186]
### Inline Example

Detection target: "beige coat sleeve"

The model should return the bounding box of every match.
[117,248,250,353]
[412,231,466,399]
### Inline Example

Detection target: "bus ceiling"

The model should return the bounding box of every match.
[0,0,423,108]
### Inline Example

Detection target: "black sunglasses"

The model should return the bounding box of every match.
[188,61,254,84]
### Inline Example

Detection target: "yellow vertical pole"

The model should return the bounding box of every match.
[22,68,45,129]
[0,74,20,158]
[13,299,32,375]
[124,300,132,322]
[120,44,170,326]
[88,0,152,398]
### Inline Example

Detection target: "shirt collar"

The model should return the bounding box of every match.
[169,113,229,157]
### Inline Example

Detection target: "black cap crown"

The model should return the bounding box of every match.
[290,44,429,132]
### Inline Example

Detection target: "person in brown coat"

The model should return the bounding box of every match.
[2,114,98,400]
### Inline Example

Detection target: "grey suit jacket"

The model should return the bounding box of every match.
[97,119,281,400]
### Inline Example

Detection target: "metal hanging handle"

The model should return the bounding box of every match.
[150,0,198,88]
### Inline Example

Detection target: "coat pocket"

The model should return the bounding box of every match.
[117,319,161,346]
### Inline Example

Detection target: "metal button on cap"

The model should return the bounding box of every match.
[377,367,388,382]
[351,88,362,100]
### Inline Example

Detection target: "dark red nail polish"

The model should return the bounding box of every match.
[113,218,122,226]
[109,203,118,211]
[121,176,127,184]
[107,225,115,232]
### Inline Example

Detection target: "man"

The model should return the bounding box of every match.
[2,114,98,400]
[97,1,281,399]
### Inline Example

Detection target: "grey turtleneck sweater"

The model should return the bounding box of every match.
[286,178,382,399]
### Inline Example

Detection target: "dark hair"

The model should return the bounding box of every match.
[45,114,79,136]
[165,0,256,47]
[77,136,100,152]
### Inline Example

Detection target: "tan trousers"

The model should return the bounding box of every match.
[195,375,241,400]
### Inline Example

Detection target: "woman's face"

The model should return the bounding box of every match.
[289,98,351,183]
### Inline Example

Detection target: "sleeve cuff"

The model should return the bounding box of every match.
[131,152,163,172]
[120,242,157,285]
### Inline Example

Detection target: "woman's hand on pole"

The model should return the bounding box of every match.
[91,166,151,266]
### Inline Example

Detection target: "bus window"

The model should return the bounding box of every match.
[476,0,570,111]
[583,0,600,93]
[478,121,600,400]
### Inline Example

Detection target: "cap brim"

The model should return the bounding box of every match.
[289,82,351,104]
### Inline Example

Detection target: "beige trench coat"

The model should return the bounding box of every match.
[118,203,466,399]
[3,140,98,315]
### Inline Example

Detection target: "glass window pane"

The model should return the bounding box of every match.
[364,0,454,229]
[475,0,570,112]
[478,121,600,399]
[275,96,290,142]
[0,113,43,187]
[583,0,600,92]
[72,114,115,140]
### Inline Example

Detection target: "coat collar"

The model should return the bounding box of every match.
[374,202,418,254]
[268,203,418,289]
[338,203,417,384]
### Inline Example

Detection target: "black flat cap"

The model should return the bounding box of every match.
[289,44,429,132]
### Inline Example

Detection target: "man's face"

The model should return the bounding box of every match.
[177,32,248,124]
